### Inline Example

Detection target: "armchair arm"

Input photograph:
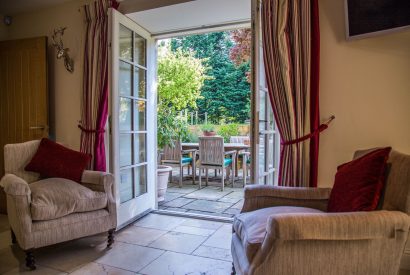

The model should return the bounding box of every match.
[1,174,33,243]
[265,210,410,241]
[242,185,332,212]
[81,171,116,222]
[2,174,31,196]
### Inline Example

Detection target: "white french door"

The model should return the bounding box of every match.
[109,9,157,228]
[251,0,280,185]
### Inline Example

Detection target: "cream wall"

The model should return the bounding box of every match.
[317,0,410,186]
[3,0,93,150]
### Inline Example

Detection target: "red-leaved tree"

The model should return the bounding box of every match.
[229,29,252,66]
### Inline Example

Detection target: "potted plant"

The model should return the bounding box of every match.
[157,109,189,201]
[200,124,216,136]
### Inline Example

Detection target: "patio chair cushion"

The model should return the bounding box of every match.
[182,157,193,164]
[233,206,323,261]
[224,158,232,166]
[30,178,107,221]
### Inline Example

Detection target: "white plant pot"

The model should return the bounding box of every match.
[157,165,172,202]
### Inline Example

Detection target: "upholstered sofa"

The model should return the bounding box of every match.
[0,140,117,270]
[232,149,410,275]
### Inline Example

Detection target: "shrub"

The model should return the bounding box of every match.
[217,124,240,142]
[200,124,215,132]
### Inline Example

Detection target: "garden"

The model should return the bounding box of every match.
[157,29,251,147]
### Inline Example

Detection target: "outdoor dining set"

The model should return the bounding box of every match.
[160,136,251,191]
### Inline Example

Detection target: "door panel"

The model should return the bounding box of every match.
[110,9,156,228]
[0,37,48,177]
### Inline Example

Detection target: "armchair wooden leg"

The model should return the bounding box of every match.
[11,230,17,244]
[231,262,236,275]
[25,250,36,270]
[107,229,115,248]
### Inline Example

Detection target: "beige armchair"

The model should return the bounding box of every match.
[231,149,410,275]
[0,140,116,270]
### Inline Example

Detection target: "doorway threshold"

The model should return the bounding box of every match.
[153,209,233,224]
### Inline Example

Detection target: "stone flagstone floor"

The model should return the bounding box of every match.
[158,175,245,218]
[0,213,233,274]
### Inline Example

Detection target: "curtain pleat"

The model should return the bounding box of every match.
[261,0,321,187]
[79,0,117,171]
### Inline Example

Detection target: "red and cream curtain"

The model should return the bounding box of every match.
[79,0,119,171]
[261,0,330,187]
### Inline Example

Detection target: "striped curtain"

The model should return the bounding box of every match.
[261,0,322,187]
[79,0,118,171]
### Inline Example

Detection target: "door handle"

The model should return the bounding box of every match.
[29,125,48,130]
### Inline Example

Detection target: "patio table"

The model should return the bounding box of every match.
[181,142,250,177]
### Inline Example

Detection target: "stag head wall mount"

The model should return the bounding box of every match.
[51,27,74,73]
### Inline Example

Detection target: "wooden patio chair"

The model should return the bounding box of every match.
[198,136,236,191]
[230,136,250,186]
[161,140,197,188]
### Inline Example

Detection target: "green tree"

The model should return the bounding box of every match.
[171,31,251,123]
[157,45,207,147]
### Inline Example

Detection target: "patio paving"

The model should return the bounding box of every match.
[159,174,245,218]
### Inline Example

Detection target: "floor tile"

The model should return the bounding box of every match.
[167,185,198,194]
[0,230,11,250]
[162,192,183,202]
[184,187,232,200]
[148,231,207,254]
[218,197,241,204]
[223,191,244,199]
[0,214,10,232]
[162,197,194,208]
[95,242,164,273]
[70,262,134,275]
[193,245,232,262]
[0,246,23,274]
[117,226,167,246]
[162,207,189,212]
[139,251,232,275]
[133,214,186,230]
[186,210,234,218]
[180,219,224,230]
[4,265,67,275]
[223,208,241,215]
[36,234,108,273]
[171,225,215,236]
[231,199,244,209]
[203,224,233,249]
[182,199,233,213]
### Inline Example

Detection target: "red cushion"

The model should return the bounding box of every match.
[327,147,391,212]
[25,138,91,182]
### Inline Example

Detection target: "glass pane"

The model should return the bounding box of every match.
[135,100,146,130]
[267,134,274,170]
[134,133,146,164]
[268,172,274,186]
[259,46,267,89]
[134,67,146,98]
[119,61,132,96]
[119,25,133,61]
[134,165,147,197]
[259,134,266,175]
[134,33,146,66]
[120,169,133,203]
[120,134,132,167]
[119,97,132,131]
[259,90,266,122]
[268,103,275,131]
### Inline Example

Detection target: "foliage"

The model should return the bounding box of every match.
[229,29,252,66]
[157,108,189,149]
[184,131,199,143]
[217,124,240,142]
[200,123,215,132]
[158,47,208,111]
[170,31,251,124]
[157,45,207,148]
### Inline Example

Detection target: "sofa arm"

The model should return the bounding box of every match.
[1,174,31,196]
[242,185,332,212]
[265,210,410,241]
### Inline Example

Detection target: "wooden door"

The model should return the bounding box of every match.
[0,37,48,176]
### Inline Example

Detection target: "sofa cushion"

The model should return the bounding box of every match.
[328,147,391,212]
[25,138,91,182]
[30,178,107,221]
[233,206,323,261]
